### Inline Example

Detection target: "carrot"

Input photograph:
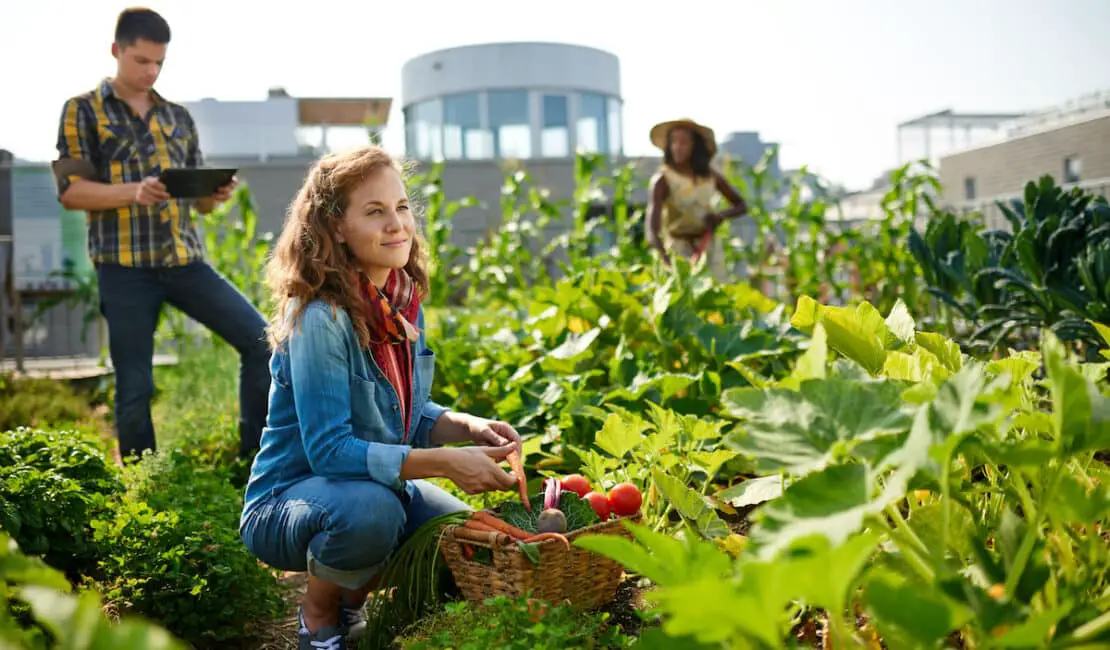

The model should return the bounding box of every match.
[453,525,511,547]
[505,450,531,511]
[472,511,532,541]
[462,519,502,534]
[520,532,571,548]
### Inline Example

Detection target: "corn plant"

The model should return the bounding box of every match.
[408,161,474,306]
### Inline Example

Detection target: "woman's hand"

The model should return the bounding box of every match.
[429,411,524,455]
[458,414,522,453]
[704,212,725,232]
[445,446,518,494]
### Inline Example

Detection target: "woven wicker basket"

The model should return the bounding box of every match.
[439,512,638,610]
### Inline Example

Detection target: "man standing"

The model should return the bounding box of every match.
[52,7,269,461]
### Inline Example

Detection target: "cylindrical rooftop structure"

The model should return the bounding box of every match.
[400,42,623,161]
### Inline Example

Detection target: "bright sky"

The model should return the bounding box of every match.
[2,0,1108,190]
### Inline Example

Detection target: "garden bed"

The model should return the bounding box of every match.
[4,164,1110,649]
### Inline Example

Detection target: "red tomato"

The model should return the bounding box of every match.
[607,483,643,517]
[560,474,591,498]
[583,491,610,521]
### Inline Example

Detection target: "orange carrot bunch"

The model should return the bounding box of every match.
[460,510,570,548]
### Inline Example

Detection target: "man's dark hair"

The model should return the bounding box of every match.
[115,7,171,46]
[663,127,713,178]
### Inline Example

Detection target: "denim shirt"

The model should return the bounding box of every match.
[241,299,448,517]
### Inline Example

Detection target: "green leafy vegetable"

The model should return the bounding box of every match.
[499,492,600,533]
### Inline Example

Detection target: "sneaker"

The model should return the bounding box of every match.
[339,604,367,640]
[297,608,346,650]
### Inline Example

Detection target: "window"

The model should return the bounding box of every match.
[541,94,569,158]
[576,92,609,154]
[964,176,976,200]
[403,106,416,155]
[1064,155,1082,184]
[488,90,531,159]
[606,97,623,156]
[443,93,492,160]
[409,100,443,161]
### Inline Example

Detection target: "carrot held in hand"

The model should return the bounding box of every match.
[505,449,530,511]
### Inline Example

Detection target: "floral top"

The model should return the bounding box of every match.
[651,165,720,239]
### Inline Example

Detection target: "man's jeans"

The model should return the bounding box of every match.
[96,262,271,459]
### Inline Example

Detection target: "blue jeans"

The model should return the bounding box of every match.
[239,478,470,590]
[96,262,270,459]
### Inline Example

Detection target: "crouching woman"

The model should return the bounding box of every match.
[239,145,521,650]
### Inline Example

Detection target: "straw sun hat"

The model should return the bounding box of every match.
[649,118,718,157]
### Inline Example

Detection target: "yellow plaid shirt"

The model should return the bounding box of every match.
[53,78,206,267]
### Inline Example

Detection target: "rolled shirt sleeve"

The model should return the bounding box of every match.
[52,98,99,198]
[412,399,449,449]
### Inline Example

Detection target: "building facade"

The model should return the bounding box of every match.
[936,91,1110,225]
[397,41,639,247]
[940,113,1110,202]
[401,42,624,162]
[182,88,392,161]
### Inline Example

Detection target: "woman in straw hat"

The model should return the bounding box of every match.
[645,118,749,281]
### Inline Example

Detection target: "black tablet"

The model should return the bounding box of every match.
[160,167,238,199]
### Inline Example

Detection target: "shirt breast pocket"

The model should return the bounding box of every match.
[350,375,386,438]
[160,121,190,165]
[97,124,137,162]
[414,350,435,405]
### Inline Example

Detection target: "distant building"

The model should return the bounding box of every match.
[397,41,642,245]
[895,109,1024,170]
[400,41,624,161]
[890,91,1110,228]
[182,87,391,161]
[936,91,1110,225]
[718,131,780,182]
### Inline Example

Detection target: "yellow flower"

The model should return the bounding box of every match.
[567,316,590,334]
[716,534,747,558]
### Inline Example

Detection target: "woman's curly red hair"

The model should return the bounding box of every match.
[265,145,429,349]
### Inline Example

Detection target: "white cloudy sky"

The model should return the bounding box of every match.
[1,0,1107,189]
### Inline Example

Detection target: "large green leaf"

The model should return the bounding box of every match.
[540,327,601,374]
[574,520,731,587]
[791,297,894,374]
[777,322,828,390]
[748,463,904,560]
[785,531,883,625]
[716,474,784,508]
[602,372,698,404]
[913,331,963,372]
[21,586,185,650]
[1042,331,1110,454]
[652,469,730,539]
[722,378,912,475]
[1048,472,1110,524]
[592,412,649,459]
[863,568,973,648]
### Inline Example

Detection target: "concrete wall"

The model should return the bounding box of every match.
[939,112,1110,204]
[184,96,302,160]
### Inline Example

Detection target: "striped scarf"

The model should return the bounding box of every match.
[359,270,421,441]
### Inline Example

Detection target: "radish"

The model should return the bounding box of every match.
[536,477,567,534]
